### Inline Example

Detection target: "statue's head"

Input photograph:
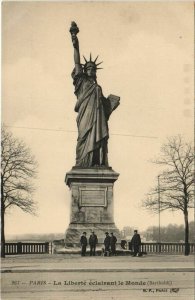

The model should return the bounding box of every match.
[84,62,97,79]
[83,54,103,79]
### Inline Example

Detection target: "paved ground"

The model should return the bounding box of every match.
[1,254,195,300]
[1,253,194,272]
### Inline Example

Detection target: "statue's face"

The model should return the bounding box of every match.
[86,66,96,78]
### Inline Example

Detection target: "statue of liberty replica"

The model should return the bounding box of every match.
[65,22,121,247]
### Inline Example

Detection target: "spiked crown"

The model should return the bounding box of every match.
[82,53,103,72]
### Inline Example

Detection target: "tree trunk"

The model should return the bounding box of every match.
[1,179,5,258]
[1,199,5,258]
[184,209,190,256]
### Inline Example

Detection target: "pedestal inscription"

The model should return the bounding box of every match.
[79,187,107,206]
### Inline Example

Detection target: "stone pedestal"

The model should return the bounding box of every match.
[64,167,120,246]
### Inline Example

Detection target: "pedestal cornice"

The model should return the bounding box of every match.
[65,167,119,187]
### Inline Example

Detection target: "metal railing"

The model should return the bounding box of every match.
[128,242,195,254]
[5,242,50,255]
[4,241,195,255]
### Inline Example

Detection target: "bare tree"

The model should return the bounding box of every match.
[143,135,194,255]
[1,126,38,257]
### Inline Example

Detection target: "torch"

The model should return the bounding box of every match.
[69,21,79,37]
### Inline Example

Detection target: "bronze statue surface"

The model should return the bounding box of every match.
[70,22,120,167]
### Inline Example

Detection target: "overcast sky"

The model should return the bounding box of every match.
[2,2,194,236]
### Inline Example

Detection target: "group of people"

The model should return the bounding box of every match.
[104,232,117,256]
[80,229,142,257]
[80,231,117,257]
[80,231,97,257]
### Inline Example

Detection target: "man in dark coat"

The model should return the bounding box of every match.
[80,232,87,256]
[104,232,111,255]
[110,232,117,255]
[89,231,98,256]
[130,230,141,257]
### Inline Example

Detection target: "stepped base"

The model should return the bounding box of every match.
[65,222,120,247]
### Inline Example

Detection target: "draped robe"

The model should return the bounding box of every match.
[72,67,110,167]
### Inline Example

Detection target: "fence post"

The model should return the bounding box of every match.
[45,242,49,254]
[157,242,161,253]
[17,242,22,254]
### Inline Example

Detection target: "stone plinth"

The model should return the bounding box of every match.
[64,167,120,246]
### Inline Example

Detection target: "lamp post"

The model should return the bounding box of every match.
[158,175,161,252]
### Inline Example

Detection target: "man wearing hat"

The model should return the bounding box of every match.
[89,231,98,256]
[130,230,141,257]
[80,232,87,256]
[104,232,111,256]
[110,232,117,255]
